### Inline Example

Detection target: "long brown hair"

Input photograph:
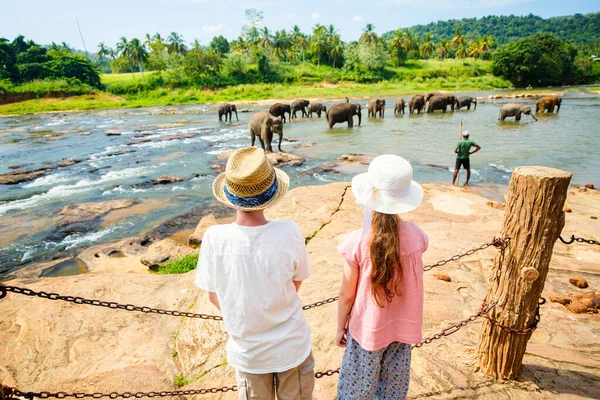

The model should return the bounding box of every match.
[369,211,402,307]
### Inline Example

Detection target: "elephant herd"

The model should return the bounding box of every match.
[218,94,563,152]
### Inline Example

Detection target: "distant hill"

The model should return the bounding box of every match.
[388,12,600,46]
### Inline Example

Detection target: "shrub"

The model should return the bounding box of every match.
[153,254,198,275]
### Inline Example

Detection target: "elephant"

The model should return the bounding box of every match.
[326,103,362,128]
[307,102,327,118]
[269,103,291,123]
[249,111,284,153]
[499,104,538,122]
[428,95,458,113]
[367,98,386,118]
[456,96,477,111]
[217,103,239,122]
[291,99,310,119]
[536,96,562,113]
[394,98,406,115]
[409,95,426,114]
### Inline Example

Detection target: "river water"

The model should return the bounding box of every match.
[0,88,599,276]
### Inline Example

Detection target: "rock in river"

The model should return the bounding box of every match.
[0,168,52,185]
[151,175,183,185]
[140,238,196,270]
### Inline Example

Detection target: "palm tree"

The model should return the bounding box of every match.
[456,42,469,66]
[258,27,273,51]
[310,24,327,67]
[451,26,466,64]
[468,38,485,69]
[330,36,343,68]
[360,23,377,44]
[116,36,136,77]
[291,25,307,65]
[128,38,148,79]
[97,42,112,66]
[419,33,435,65]
[388,29,406,67]
[167,32,187,55]
[273,30,291,61]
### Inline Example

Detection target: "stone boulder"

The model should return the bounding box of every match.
[189,214,218,247]
[336,153,375,165]
[60,199,139,220]
[569,275,589,289]
[550,292,599,314]
[140,239,196,270]
[151,175,183,185]
[434,273,452,282]
[56,159,80,168]
[105,130,121,136]
[0,168,52,185]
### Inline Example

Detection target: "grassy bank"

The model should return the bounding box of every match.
[1,59,511,115]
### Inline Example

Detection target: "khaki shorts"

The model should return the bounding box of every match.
[235,353,315,400]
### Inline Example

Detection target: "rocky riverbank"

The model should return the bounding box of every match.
[1,182,599,399]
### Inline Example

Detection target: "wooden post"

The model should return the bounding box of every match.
[477,166,572,380]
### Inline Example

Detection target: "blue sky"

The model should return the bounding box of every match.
[1,0,598,52]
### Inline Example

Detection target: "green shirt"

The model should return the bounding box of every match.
[456,139,477,159]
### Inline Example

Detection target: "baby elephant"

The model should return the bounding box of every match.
[499,104,538,122]
[218,103,239,122]
[307,102,327,118]
[394,98,406,115]
[367,98,385,118]
[249,111,284,153]
[456,96,477,111]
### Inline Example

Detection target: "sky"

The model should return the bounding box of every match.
[1,0,598,52]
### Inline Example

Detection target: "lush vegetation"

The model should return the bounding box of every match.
[0,36,100,87]
[492,33,600,87]
[403,13,600,51]
[153,254,198,275]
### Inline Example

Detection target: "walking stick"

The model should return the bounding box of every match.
[457,120,463,185]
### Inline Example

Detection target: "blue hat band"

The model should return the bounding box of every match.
[224,174,279,208]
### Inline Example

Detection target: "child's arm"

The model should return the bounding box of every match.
[336,260,359,347]
[208,292,221,311]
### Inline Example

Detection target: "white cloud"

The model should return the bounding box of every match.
[353,16,363,21]
[201,24,224,34]
[311,12,320,19]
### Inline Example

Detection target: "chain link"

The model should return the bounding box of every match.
[559,235,600,246]
[0,285,223,321]
[302,296,339,310]
[482,297,546,335]
[423,237,510,272]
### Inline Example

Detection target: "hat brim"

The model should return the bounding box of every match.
[212,168,289,211]
[352,173,423,215]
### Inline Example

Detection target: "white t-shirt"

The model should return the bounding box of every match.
[195,220,312,374]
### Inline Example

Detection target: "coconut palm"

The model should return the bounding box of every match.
[116,36,136,77]
[273,30,291,61]
[310,24,327,67]
[128,38,148,79]
[360,23,377,44]
[468,38,485,69]
[257,27,273,51]
[388,29,406,67]
[291,25,307,65]
[167,32,187,55]
[419,33,435,64]
[451,26,466,48]
[436,39,450,63]
[456,42,469,66]
[96,42,112,65]
[330,36,343,68]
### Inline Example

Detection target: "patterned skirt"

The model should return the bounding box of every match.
[337,331,412,400]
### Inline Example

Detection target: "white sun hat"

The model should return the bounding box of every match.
[352,154,423,215]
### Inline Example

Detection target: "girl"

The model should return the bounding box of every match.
[336,154,428,400]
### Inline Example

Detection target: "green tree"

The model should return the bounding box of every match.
[360,23,378,45]
[210,35,230,55]
[115,36,136,77]
[128,38,148,79]
[492,33,579,87]
[272,30,291,61]
[436,39,450,62]
[419,33,435,64]
[388,29,407,66]
[167,32,187,55]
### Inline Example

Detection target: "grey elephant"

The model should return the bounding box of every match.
[307,102,327,118]
[536,96,562,113]
[291,99,309,119]
[326,103,362,128]
[428,95,457,113]
[367,98,385,118]
[394,98,406,115]
[269,103,291,123]
[217,103,239,122]
[249,111,284,153]
[456,96,477,111]
[499,104,538,122]
[409,95,426,114]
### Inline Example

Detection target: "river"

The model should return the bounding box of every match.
[0,88,599,276]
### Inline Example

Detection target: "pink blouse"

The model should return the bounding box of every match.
[338,221,428,351]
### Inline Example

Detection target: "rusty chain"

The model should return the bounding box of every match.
[423,237,510,273]
[559,234,600,246]
[0,285,223,321]
[482,297,546,335]
[302,296,339,310]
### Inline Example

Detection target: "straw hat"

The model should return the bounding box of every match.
[212,147,289,211]
[352,154,423,215]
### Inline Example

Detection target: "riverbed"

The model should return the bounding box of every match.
[0,89,598,276]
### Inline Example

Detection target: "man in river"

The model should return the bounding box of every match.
[452,131,481,186]
[195,147,314,400]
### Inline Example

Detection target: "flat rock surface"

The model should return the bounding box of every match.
[217,150,305,167]
[1,183,599,399]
